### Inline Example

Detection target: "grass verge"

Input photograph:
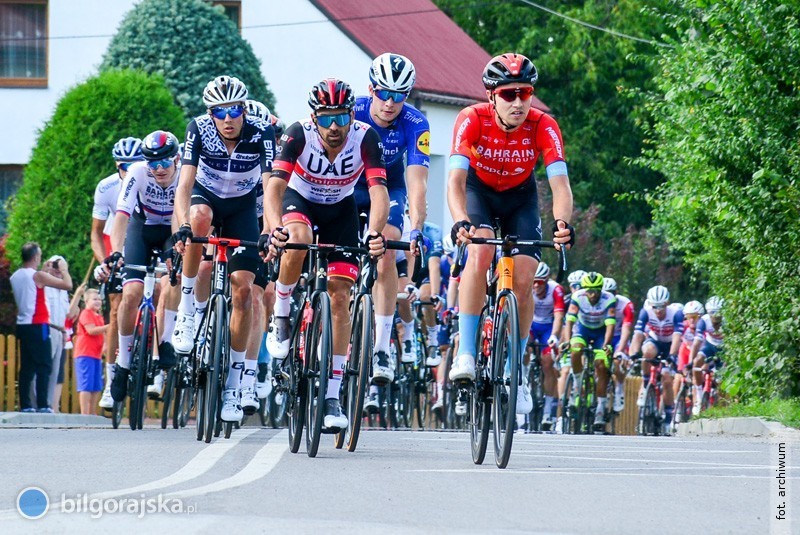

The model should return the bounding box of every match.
[701,397,800,429]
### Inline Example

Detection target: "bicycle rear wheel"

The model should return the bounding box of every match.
[470,309,492,464]
[161,366,176,429]
[581,370,595,434]
[561,373,574,434]
[639,384,657,435]
[492,293,520,469]
[340,293,372,451]
[306,292,332,458]
[528,360,544,433]
[111,399,125,429]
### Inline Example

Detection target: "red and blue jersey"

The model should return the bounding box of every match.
[635,303,684,343]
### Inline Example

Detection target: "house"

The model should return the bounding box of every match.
[0,0,548,230]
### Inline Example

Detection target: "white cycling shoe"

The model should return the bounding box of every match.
[240,386,259,415]
[220,389,243,422]
[172,312,195,354]
[449,354,476,382]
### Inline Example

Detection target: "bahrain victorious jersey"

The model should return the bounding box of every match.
[272,120,386,204]
[451,102,566,191]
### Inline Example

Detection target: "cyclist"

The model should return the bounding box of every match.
[691,296,724,415]
[629,285,684,431]
[92,137,144,409]
[556,268,586,426]
[529,261,565,430]
[563,272,616,429]
[353,53,430,384]
[603,276,634,412]
[171,76,276,423]
[447,53,574,417]
[673,299,703,412]
[264,78,389,431]
[108,131,181,402]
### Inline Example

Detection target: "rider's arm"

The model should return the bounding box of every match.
[407,165,428,230]
[564,301,578,341]
[259,123,277,233]
[536,115,573,226]
[629,307,649,355]
[552,284,566,339]
[110,212,130,256]
[91,181,112,262]
[112,170,141,253]
[175,120,201,227]
[669,309,685,355]
[405,115,430,230]
[268,122,307,232]
[362,127,389,234]
[447,107,479,223]
[690,317,707,361]
[617,301,635,352]
[428,252,442,302]
[604,306,616,347]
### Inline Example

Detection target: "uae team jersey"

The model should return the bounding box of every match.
[451,103,566,191]
[272,120,386,204]
[353,96,430,189]
[182,114,275,199]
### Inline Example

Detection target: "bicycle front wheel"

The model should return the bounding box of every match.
[204,296,227,443]
[492,292,520,469]
[306,292,332,458]
[130,311,152,431]
[161,366,176,429]
[342,293,372,451]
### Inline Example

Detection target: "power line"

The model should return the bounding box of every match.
[514,0,673,48]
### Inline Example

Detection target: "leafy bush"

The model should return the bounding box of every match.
[5,69,186,280]
[101,0,275,119]
[0,236,15,334]
[640,0,800,399]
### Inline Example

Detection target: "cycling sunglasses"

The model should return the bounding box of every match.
[374,88,409,103]
[146,158,175,170]
[494,86,534,103]
[210,104,245,120]
[117,162,132,172]
[316,113,351,128]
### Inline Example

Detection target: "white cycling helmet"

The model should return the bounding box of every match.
[442,234,455,254]
[567,270,586,288]
[369,53,416,93]
[245,99,271,121]
[535,262,551,280]
[602,276,617,292]
[684,300,705,315]
[112,137,144,162]
[203,75,248,108]
[705,296,724,315]
[646,285,670,307]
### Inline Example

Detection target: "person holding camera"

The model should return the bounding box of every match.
[10,243,73,412]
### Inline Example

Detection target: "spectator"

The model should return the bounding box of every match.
[10,242,73,412]
[56,284,84,410]
[74,288,106,414]
[44,257,80,412]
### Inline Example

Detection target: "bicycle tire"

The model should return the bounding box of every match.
[561,373,575,435]
[111,400,125,429]
[470,308,492,464]
[204,296,226,443]
[306,292,332,458]
[415,368,430,430]
[492,293,520,469]
[400,362,414,428]
[269,367,288,428]
[701,390,710,412]
[528,360,544,433]
[161,366,176,429]
[441,346,454,429]
[195,374,206,441]
[286,320,306,453]
[130,312,151,431]
[344,293,373,451]
[641,384,658,436]
[582,370,595,434]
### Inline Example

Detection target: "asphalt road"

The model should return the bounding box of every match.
[0,423,797,533]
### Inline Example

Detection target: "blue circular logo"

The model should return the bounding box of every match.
[17,487,49,520]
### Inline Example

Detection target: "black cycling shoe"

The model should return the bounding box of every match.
[157,341,176,369]
[110,366,130,402]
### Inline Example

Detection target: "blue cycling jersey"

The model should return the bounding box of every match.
[353,96,430,190]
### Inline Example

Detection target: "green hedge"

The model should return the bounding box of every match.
[5,69,186,280]
[101,0,275,119]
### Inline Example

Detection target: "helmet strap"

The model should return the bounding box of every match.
[490,94,515,131]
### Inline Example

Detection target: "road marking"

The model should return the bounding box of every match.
[407,469,800,480]
[512,452,775,468]
[164,429,288,499]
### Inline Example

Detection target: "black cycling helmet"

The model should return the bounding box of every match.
[482,53,538,90]
[308,78,355,111]
[141,130,180,160]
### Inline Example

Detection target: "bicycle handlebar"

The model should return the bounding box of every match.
[450,235,568,283]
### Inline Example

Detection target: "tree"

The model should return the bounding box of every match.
[640,0,800,399]
[101,0,275,119]
[5,70,186,281]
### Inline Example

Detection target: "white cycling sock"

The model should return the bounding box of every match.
[178,275,196,315]
[616,381,624,397]
[161,310,177,344]
[274,282,296,317]
[596,396,607,415]
[105,362,115,386]
[117,334,134,369]
[326,354,347,399]
[375,315,393,354]
[226,349,246,390]
[401,320,414,343]
[426,325,437,347]
[242,359,257,389]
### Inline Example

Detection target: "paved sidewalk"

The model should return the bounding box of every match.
[0,411,109,428]
[677,416,800,440]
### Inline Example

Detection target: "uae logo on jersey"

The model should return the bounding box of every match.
[416,132,430,156]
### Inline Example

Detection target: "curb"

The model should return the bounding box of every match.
[676,416,800,440]
[0,411,109,427]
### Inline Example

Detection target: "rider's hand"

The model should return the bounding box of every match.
[404,284,420,303]
[93,264,108,283]
[364,230,386,259]
[266,226,289,261]
[552,219,575,251]
[409,229,432,258]
[172,224,193,255]
[559,341,571,353]
[257,232,271,258]
[103,251,123,271]
[547,334,559,348]
[614,351,629,362]
[430,294,443,311]
[604,344,614,356]
[450,220,473,246]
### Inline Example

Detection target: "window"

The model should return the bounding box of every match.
[0,166,23,234]
[213,1,241,30]
[0,0,48,87]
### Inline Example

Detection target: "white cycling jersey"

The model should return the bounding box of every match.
[92,173,121,235]
[116,162,179,226]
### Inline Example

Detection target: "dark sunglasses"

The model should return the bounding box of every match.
[146,158,175,170]
[494,86,534,103]
[316,113,351,128]
[374,88,409,103]
[210,104,245,120]
[652,304,666,311]
[117,162,132,172]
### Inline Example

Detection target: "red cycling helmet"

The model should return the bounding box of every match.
[482,53,538,90]
[308,78,355,111]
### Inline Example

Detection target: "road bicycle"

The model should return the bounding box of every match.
[453,233,566,468]
[637,355,671,436]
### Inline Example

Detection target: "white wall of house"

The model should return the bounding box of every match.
[0,0,464,227]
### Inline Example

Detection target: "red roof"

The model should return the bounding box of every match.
[310,0,549,111]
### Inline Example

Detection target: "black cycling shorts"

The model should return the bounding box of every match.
[191,183,259,275]
[282,189,360,282]
[122,217,172,284]
[466,170,542,260]
[395,258,408,279]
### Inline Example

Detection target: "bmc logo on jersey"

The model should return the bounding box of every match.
[416,132,430,156]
